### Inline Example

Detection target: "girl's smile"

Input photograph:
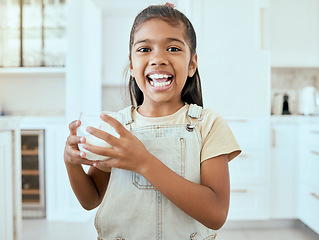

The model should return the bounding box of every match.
[147,71,173,90]
[130,18,197,115]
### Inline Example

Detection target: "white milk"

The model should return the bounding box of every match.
[77,112,122,161]
[78,121,119,161]
[78,135,112,161]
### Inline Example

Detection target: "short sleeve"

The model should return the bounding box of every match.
[200,110,241,162]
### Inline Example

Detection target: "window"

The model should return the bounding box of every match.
[0,0,66,67]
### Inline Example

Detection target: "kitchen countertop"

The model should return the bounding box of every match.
[0,116,21,130]
[0,116,66,129]
[271,115,319,124]
[2,115,319,128]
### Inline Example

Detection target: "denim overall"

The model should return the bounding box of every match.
[95,104,217,240]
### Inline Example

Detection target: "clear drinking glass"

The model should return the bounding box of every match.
[77,111,124,161]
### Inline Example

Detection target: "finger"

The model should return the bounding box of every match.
[67,135,86,145]
[82,142,118,159]
[66,146,97,166]
[94,158,117,168]
[86,127,119,147]
[100,113,128,136]
[69,120,81,135]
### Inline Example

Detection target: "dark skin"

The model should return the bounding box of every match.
[64,120,110,210]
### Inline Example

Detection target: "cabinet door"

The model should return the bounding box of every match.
[226,118,270,220]
[298,124,319,235]
[270,123,298,219]
[228,186,268,220]
[270,0,319,67]
[199,0,270,118]
[299,125,319,187]
[299,184,319,235]
[0,131,14,240]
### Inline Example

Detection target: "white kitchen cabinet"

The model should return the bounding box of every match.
[101,8,138,87]
[0,118,21,240]
[227,118,270,220]
[66,0,103,122]
[298,123,319,235]
[270,0,319,67]
[270,119,298,219]
[299,184,319,235]
[229,186,269,220]
[198,0,271,118]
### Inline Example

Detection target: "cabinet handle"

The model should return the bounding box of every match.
[227,119,248,122]
[231,189,248,193]
[311,192,319,200]
[311,131,319,135]
[272,129,276,148]
[311,151,319,156]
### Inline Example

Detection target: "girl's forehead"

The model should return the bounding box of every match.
[133,18,186,42]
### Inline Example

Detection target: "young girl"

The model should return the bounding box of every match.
[64,3,241,239]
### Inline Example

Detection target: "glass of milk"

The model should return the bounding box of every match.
[77,111,124,161]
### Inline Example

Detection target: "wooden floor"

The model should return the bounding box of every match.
[22,218,319,240]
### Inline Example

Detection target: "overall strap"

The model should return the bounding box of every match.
[122,105,134,125]
[187,104,203,119]
[186,104,203,132]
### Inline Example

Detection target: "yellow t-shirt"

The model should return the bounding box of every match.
[96,104,241,172]
[130,104,241,162]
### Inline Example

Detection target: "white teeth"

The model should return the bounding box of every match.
[148,73,171,79]
[148,73,172,87]
[150,80,172,87]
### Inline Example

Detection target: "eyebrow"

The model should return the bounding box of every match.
[133,38,186,46]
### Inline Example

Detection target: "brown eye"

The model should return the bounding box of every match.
[167,47,180,52]
[138,48,151,52]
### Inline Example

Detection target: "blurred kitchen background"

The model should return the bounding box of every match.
[0,0,319,240]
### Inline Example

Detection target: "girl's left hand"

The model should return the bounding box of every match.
[82,113,151,174]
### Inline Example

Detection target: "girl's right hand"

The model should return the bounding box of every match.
[64,120,95,166]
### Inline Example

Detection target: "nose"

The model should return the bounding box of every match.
[149,51,169,66]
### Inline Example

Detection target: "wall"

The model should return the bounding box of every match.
[102,85,129,111]
[0,73,65,116]
[271,68,319,114]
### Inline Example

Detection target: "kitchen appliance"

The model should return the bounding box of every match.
[282,94,291,115]
[298,86,319,115]
[21,130,46,218]
[272,92,291,115]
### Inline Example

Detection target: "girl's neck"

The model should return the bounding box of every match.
[137,101,185,118]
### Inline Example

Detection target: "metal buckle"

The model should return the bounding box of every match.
[186,123,195,132]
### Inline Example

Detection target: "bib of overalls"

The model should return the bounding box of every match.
[94,104,217,240]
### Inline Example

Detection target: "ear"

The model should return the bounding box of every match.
[188,53,197,77]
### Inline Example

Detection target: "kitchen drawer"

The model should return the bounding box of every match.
[229,150,266,185]
[227,186,268,220]
[300,145,319,186]
[299,184,319,235]
[227,119,268,150]
[300,125,319,147]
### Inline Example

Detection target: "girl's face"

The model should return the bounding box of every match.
[130,18,197,108]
